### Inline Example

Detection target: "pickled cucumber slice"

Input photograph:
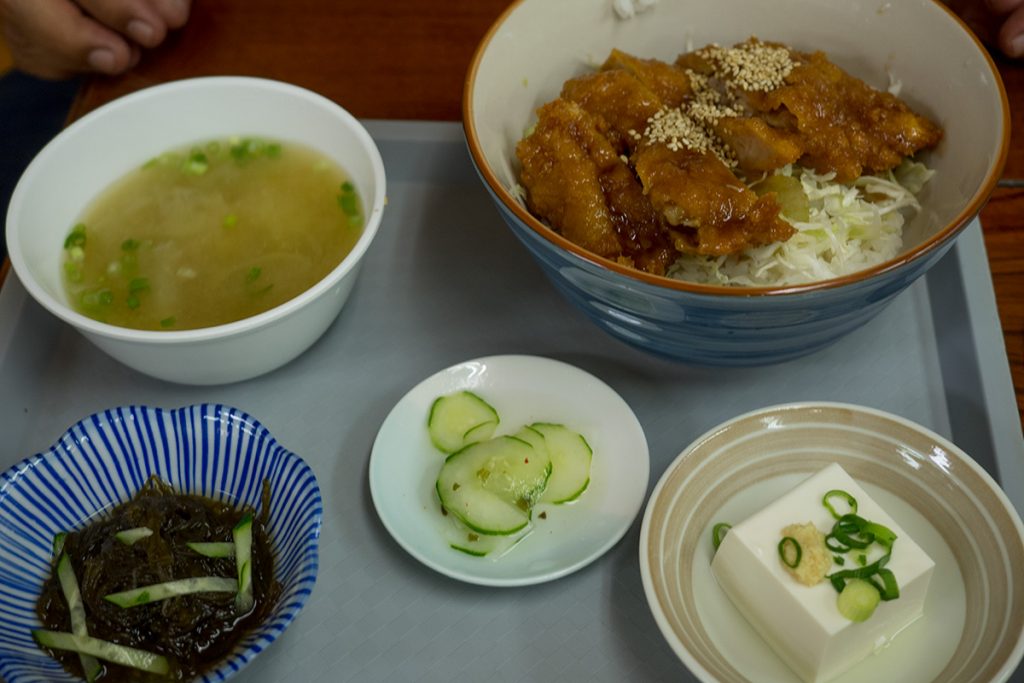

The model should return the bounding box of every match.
[428,391,499,453]
[755,174,810,222]
[444,513,531,557]
[436,436,547,535]
[533,423,592,504]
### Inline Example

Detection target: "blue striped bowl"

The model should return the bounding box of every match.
[0,404,322,683]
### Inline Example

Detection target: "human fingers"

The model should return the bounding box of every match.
[73,0,190,49]
[0,0,137,79]
[947,0,1001,45]
[985,0,1024,16]
[997,2,1024,55]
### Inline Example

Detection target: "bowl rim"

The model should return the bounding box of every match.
[5,75,387,344]
[0,402,323,683]
[462,0,1011,298]
[637,400,1024,683]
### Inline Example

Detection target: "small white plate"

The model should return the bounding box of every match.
[369,354,649,587]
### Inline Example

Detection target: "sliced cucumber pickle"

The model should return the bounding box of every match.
[436,436,546,535]
[443,513,531,558]
[754,174,810,222]
[428,391,499,454]
[426,392,594,556]
[532,423,592,504]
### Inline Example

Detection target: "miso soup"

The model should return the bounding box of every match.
[61,137,364,330]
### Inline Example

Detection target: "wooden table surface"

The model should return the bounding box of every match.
[65,0,1023,426]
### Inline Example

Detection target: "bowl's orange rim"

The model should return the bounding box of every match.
[462,0,1011,298]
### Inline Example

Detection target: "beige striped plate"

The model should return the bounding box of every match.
[640,402,1024,683]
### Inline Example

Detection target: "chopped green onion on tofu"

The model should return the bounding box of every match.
[836,578,881,622]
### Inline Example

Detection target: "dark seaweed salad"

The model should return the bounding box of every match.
[35,478,280,681]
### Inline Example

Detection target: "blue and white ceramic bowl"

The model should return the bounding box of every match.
[0,404,322,683]
[463,0,1009,366]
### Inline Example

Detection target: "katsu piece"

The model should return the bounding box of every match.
[633,142,793,255]
[516,98,623,258]
[686,39,943,182]
[712,117,803,174]
[516,97,675,272]
[601,48,692,107]
[750,48,943,181]
[561,69,664,154]
[559,50,691,154]
[515,39,943,273]
[675,40,805,174]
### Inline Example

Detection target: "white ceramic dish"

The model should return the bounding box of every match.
[6,76,387,385]
[640,402,1024,683]
[369,354,649,587]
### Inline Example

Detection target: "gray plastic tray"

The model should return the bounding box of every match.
[1,121,1021,682]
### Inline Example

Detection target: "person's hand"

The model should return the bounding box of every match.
[986,0,1024,56]
[947,0,1024,57]
[0,0,191,79]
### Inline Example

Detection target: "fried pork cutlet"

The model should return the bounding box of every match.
[560,69,664,154]
[601,48,692,107]
[632,142,793,255]
[719,42,943,182]
[516,98,675,273]
[515,40,942,271]
[712,116,803,173]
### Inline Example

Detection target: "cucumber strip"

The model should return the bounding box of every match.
[56,556,102,683]
[114,527,153,545]
[532,423,592,504]
[233,513,254,614]
[52,533,67,557]
[436,436,544,535]
[187,541,236,558]
[33,630,170,675]
[104,577,237,608]
[427,391,499,453]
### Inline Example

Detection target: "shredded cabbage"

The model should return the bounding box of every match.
[665,160,934,287]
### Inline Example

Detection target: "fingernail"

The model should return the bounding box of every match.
[1010,34,1024,57]
[127,19,155,44]
[87,48,116,72]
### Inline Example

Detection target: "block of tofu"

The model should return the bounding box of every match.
[711,463,934,683]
